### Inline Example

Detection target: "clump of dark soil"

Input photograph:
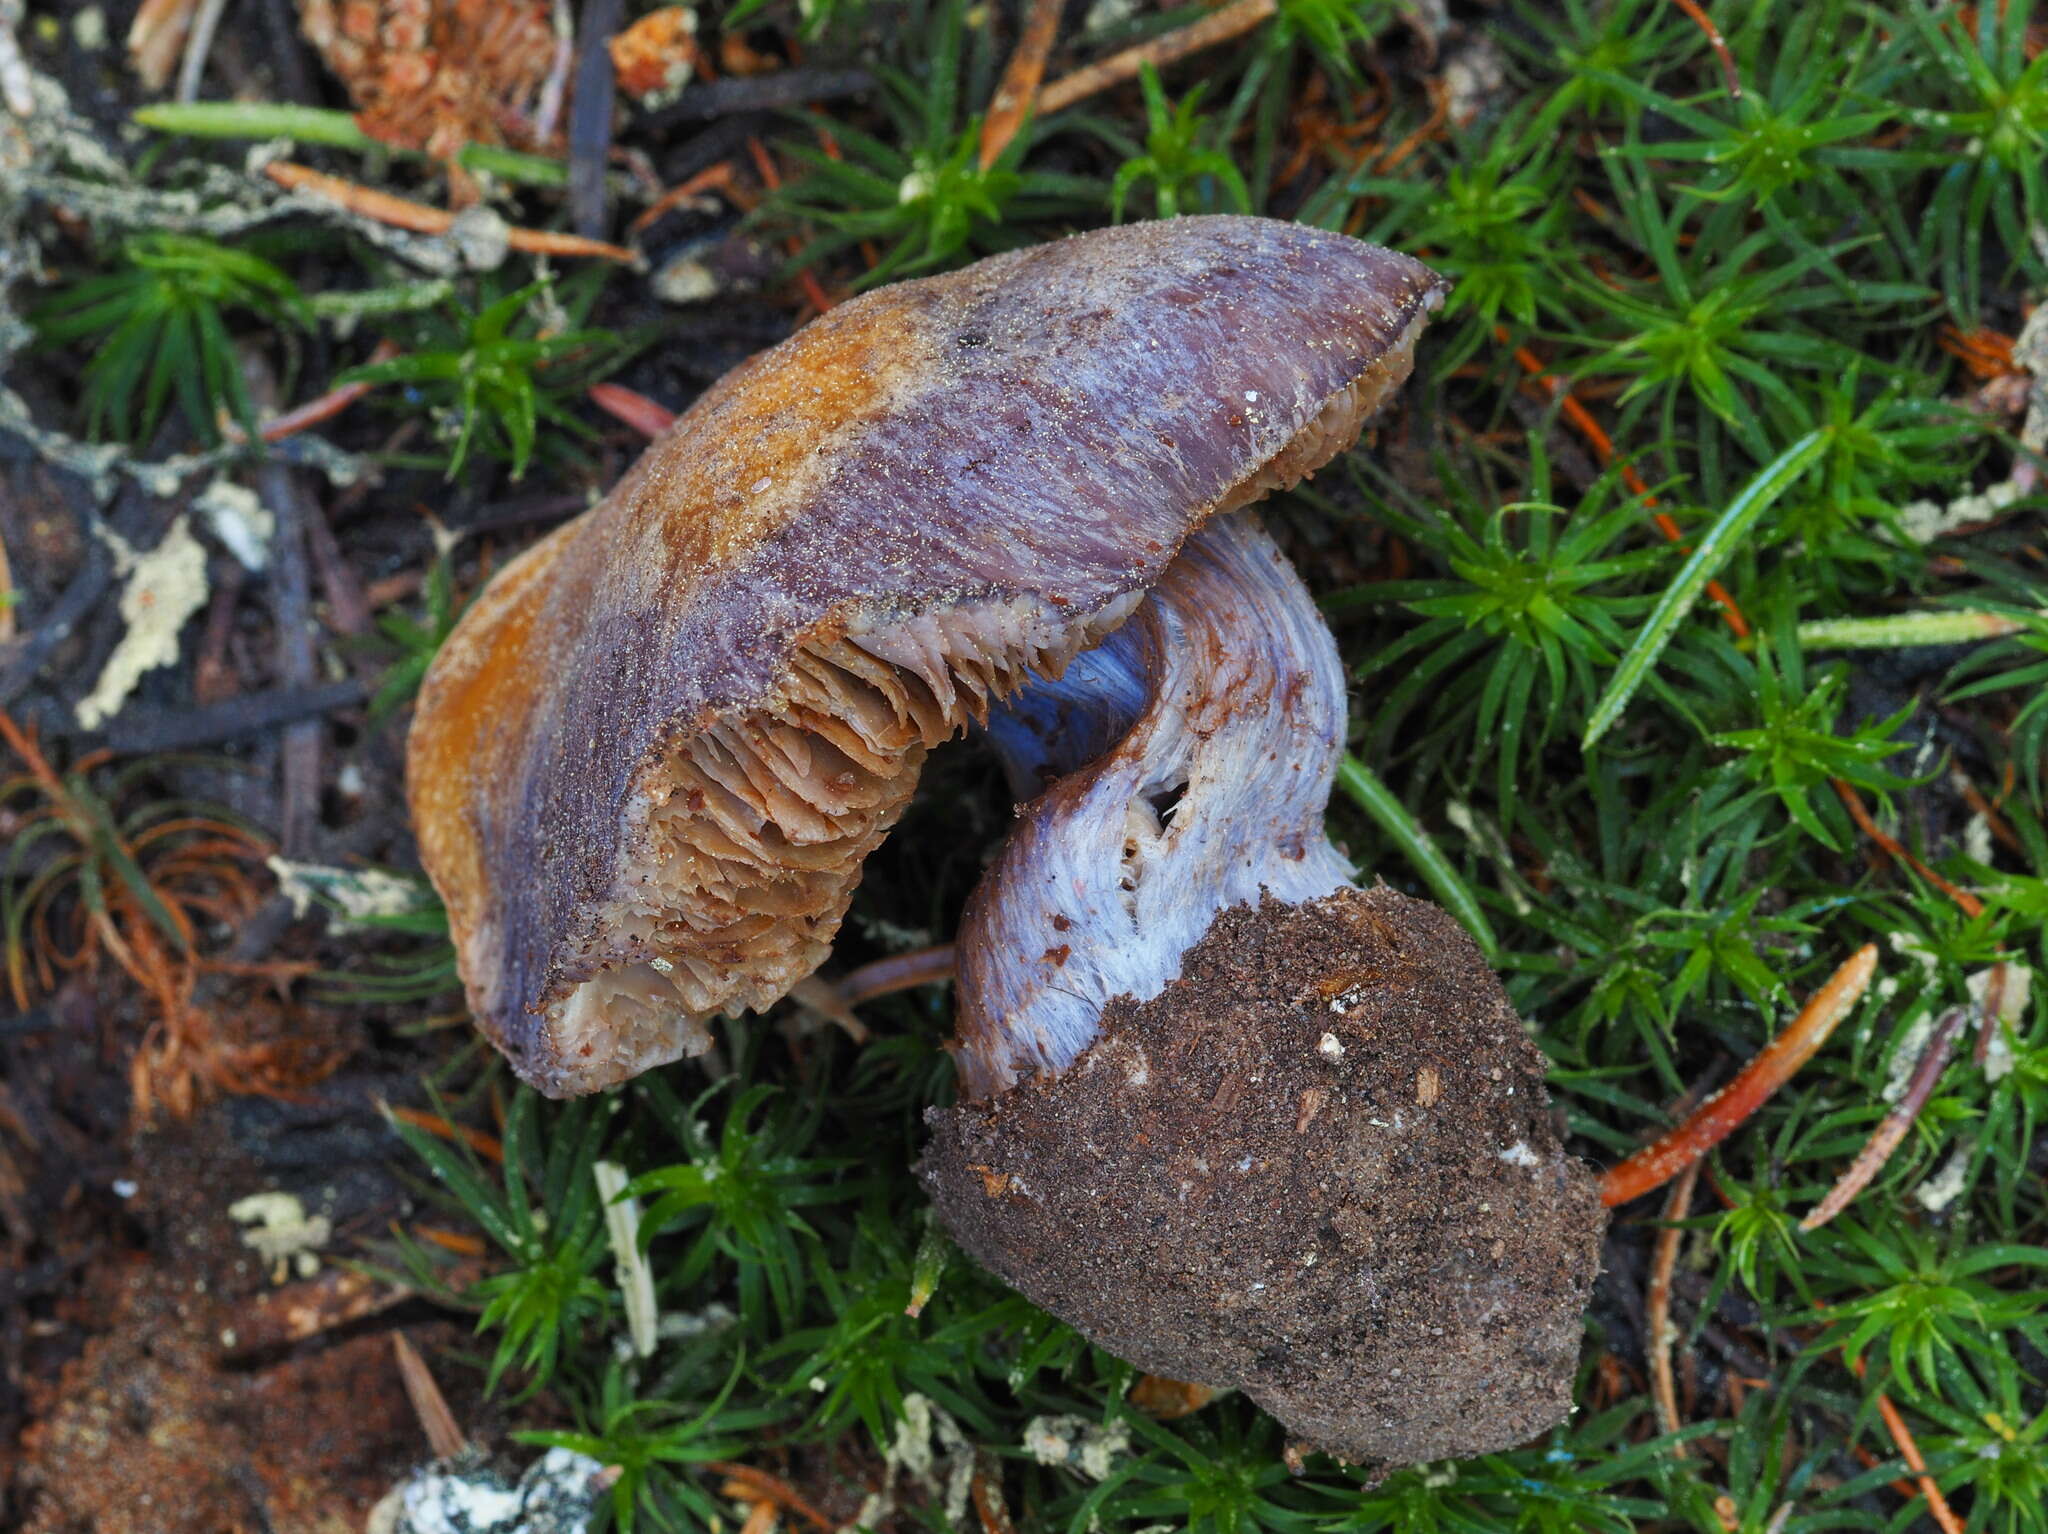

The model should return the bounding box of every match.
[921,886,1606,1470]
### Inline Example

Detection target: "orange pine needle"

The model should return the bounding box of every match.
[744,136,837,313]
[1375,77,1451,176]
[1036,0,1277,119]
[254,339,402,442]
[1850,1443,1935,1511]
[1852,1356,1968,1534]
[630,160,743,234]
[1832,779,1984,918]
[1601,944,1879,1207]
[264,162,638,263]
[588,382,679,438]
[1937,323,2020,380]
[412,1223,489,1257]
[387,1104,505,1163]
[979,0,1065,170]
[1670,0,1741,98]
[1495,327,1749,638]
[701,1463,834,1532]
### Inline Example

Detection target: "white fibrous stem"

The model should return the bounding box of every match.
[953,511,1355,1097]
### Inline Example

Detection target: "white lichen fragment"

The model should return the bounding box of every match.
[75,516,208,729]
[594,1159,658,1358]
[367,1447,608,1534]
[267,858,435,928]
[1882,1011,1940,1104]
[1022,1414,1132,1481]
[194,476,273,572]
[1913,1143,1975,1213]
[1497,1141,1541,1169]
[1970,961,2032,1082]
[1895,479,2022,543]
[228,1190,331,1281]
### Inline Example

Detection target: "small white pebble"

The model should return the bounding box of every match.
[112,1178,138,1199]
[1318,1032,1344,1059]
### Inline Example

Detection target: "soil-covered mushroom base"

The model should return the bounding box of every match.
[921,886,1605,1469]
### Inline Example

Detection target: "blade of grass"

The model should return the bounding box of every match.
[1335,754,1498,960]
[1796,609,2036,649]
[135,103,571,186]
[1584,430,1828,750]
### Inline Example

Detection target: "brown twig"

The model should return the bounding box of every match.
[253,429,324,857]
[1670,0,1740,98]
[1799,1005,1968,1232]
[701,1462,834,1532]
[263,161,639,262]
[979,0,1065,169]
[1037,0,1277,118]
[1645,1160,1702,1453]
[1601,944,1879,1206]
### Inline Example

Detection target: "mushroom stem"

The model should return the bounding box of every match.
[955,510,1354,1097]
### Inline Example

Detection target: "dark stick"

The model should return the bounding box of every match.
[255,0,318,107]
[0,541,112,709]
[85,679,366,754]
[302,495,371,637]
[657,112,776,187]
[571,0,626,240]
[256,459,325,856]
[641,69,874,132]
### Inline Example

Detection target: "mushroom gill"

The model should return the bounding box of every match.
[405,216,1447,1097]
[541,351,1420,1089]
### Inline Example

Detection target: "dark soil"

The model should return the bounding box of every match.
[922,885,1607,1470]
[0,1040,497,1531]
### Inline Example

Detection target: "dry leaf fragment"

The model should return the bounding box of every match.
[609,5,699,107]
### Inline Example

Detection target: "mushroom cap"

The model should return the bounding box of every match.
[406,216,1445,1096]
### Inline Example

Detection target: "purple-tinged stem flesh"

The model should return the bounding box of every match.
[955,511,1356,1097]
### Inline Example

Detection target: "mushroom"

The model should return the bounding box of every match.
[924,508,1604,1465]
[406,215,1605,1467]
